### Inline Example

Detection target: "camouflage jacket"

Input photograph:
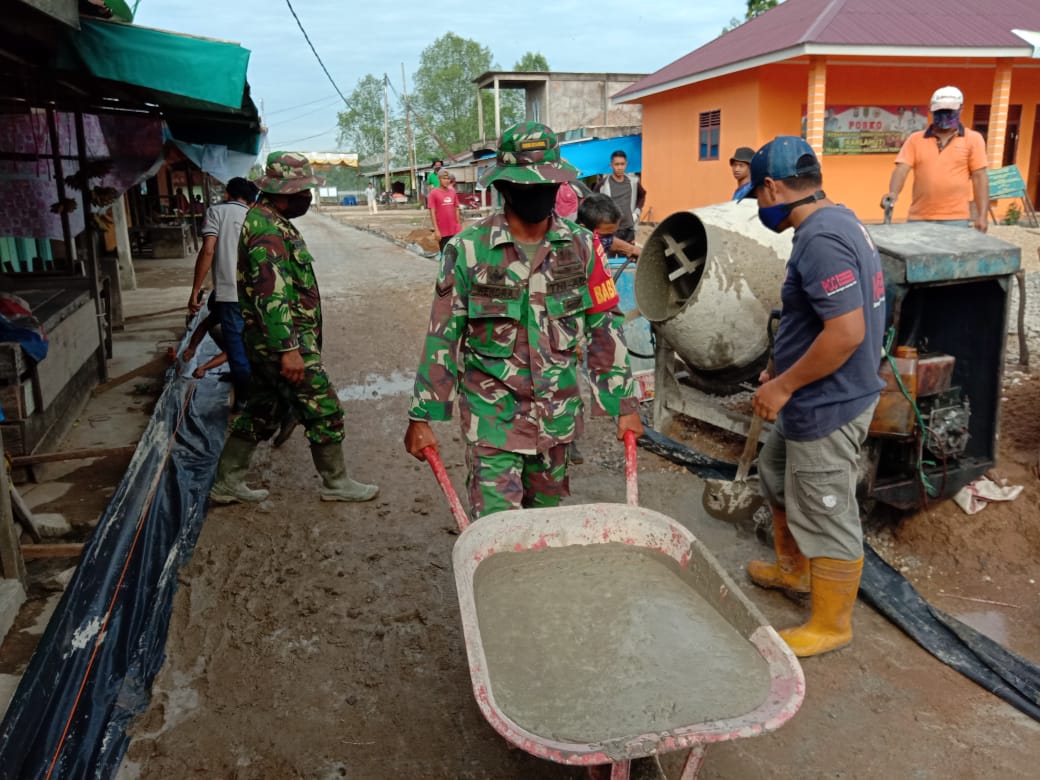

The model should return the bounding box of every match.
[409,212,637,453]
[237,201,323,360]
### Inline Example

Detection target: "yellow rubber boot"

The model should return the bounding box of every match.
[747,509,810,596]
[779,556,863,658]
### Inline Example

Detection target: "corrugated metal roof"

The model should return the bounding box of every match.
[617,0,1040,100]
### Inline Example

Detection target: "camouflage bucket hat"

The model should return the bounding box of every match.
[255,151,326,194]
[479,122,579,187]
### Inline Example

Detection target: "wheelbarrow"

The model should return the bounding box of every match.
[422,433,804,779]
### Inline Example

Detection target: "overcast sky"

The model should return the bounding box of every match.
[135,0,751,155]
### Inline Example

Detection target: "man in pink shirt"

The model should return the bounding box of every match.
[427,171,462,251]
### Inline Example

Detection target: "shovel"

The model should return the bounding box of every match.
[701,412,765,522]
[701,311,778,523]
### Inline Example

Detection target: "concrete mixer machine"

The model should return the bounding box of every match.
[635,203,1022,511]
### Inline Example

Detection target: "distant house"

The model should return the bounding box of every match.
[614,0,1040,223]
[473,71,649,182]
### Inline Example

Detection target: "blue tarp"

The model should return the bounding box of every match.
[558,134,642,178]
[0,329,228,777]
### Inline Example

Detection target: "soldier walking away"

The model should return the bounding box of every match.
[404,122,643,519]
[209,152,379,505]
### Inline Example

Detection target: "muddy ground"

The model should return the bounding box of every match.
[4,207,1039,778]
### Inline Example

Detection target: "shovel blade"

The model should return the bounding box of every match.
[702,475,764,523]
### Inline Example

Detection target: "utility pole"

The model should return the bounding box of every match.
[383,74,390,196]
[402,63,418,202]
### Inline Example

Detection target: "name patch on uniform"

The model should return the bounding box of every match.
[472,283,522,300]
[558,294,584,313]
[554,247,583,273]
[547,274,585,295]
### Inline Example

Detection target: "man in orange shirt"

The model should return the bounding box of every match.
[881,86,988,231]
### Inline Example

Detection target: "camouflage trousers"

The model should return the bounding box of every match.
[465,443,570,520]
[230,352,344,445]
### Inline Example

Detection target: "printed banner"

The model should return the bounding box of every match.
[803,105,930,155]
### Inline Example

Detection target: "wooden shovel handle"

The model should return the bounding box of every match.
[735,414,765,483]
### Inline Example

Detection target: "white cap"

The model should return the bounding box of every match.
[930,86,964,112]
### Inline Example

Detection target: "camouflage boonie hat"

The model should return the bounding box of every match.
[255,151,326,194]
[479,122,578,187]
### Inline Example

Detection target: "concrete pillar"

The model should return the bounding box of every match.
[477,85,484,143]
[805,57,828,155]
[494,77,501,139]
[987,60,1013,169]
[111,195,136,292]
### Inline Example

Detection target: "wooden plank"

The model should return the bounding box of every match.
[91,354,168,395]
[0,429,27,583]
[9,485,42,544]
[0,343,26,383]
[9,444,137,467]
[0,379,35,419]
[21,543,83,560]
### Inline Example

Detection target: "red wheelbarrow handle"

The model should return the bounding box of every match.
[624,430,638,507]
[423,432,638,529]
[422,446,470,531]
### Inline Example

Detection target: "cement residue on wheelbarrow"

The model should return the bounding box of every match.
[475,542,773,742]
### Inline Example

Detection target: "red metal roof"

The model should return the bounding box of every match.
[617,0,1040,99]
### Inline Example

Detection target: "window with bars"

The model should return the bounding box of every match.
[699,110,721,161]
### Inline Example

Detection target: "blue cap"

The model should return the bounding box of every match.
[740,136,821,201]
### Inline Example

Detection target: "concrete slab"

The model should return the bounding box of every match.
[20,481,74,508]
[33,513,71,537]
[0,579,26,646]
[0,673,21,722]
[23,592,61,636]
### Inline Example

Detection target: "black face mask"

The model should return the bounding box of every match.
[279,191,312,219]
[498,182,559,224]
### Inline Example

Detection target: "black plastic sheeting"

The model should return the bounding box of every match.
[859,545,1040,722]
[637,424,738,481]
[0,369,227,778]
[642,424,1040,723]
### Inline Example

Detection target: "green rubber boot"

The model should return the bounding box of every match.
[310,442,379,502]
[209,435,269,504]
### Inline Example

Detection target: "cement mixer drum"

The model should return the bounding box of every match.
[635,201,792,389]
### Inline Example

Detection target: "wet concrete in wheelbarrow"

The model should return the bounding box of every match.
[475,543,771,743]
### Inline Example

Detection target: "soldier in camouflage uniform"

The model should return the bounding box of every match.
[210,152,379,505]
[404,122,643,518]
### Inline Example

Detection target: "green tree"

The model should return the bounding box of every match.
[746,0,779,18]
[514,52,549,71]
[722,0,780,32]
[411,33,495,159]
[336,74,407,163]
[501,52,550,129]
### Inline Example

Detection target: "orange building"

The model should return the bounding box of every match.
[615,0,1040,224]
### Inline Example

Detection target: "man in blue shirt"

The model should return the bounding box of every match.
[742,136,885,658]
[729,146,755,200]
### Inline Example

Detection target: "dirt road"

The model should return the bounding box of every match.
[120,212,1039,779]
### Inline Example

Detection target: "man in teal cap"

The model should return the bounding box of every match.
[209,151,379,505]
[403,122,643,518]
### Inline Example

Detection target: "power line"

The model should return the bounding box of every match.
[265,94,340,117]
[270,126,339,148]
[268,100,343,128]
[284,0,349,106]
